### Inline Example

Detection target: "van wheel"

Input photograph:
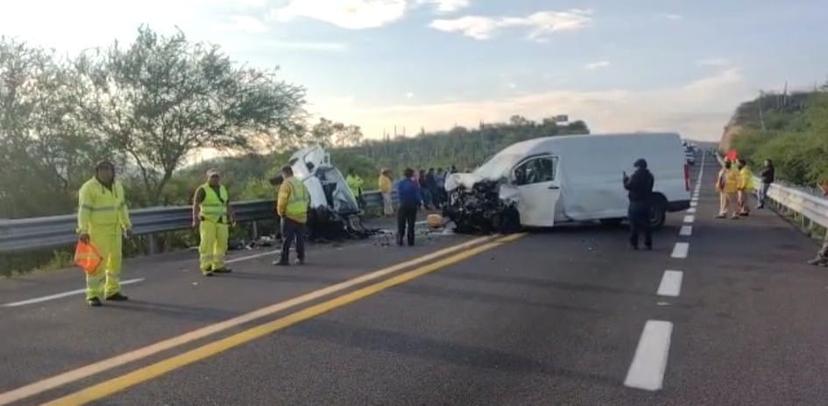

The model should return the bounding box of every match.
[599,218,623,227]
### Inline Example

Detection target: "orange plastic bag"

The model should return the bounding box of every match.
[74,241,102,275]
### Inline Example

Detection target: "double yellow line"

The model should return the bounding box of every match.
[17,233,524,405]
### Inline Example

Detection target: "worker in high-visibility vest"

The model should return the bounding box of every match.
[737,159,754,216]
[77,161,133,307]
[346,168,364,208]
[274,165,310,266]
[192,169,235,276]
[716,160,740,219]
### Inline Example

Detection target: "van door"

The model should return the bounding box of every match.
[513,155,560,227]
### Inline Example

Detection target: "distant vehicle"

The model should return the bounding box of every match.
[444,133,691,233]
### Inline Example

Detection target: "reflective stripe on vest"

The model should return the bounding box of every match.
[285,178,308,217]
[199,184,228,223]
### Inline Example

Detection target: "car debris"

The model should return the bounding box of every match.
[288,146,374,240]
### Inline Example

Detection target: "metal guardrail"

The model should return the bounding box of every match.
[0,191,390,254]
[764,182,828,229]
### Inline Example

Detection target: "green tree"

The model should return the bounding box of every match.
[0,37,104,218]
[75,26,306,205]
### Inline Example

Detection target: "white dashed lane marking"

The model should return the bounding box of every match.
[625,320,674,391]
[657,270,683,297]
[671,242,689,259]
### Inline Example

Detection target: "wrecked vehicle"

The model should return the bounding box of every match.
[445,133,691,233]
[288,146,370,239]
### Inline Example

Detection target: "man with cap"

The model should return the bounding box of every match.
[78,160,133,306]
[193,169,235,276]
[275,165,310,266]
[623,158,655,250]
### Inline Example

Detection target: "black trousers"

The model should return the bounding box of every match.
[281,218,306,263]
[628,202,652,248]
[397,204,418,246]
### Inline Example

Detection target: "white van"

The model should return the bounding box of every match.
[444,133,691,232]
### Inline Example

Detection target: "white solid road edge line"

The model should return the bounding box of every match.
[671,242,689,259]
[657,270,683,297]
[1,278,145,308]
[624,320,674,391]
[679,226,692,237]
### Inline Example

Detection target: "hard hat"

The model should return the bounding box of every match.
[206,168,220,178]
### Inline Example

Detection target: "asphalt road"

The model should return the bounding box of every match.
[2,152,828,405]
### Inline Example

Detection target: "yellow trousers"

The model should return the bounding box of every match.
[199,220,228,274]
[85,227,123,300]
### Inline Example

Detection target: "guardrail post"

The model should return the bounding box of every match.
[147,234,158,255]
[251,221,259,240]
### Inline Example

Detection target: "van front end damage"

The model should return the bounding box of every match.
[443,179,520,234]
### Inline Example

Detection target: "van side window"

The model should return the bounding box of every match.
[514,157,557,186]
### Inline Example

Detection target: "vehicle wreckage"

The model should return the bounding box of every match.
[443,133,691,234]
[288,146,372,240]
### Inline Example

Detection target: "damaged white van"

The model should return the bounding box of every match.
[444,133,691,233]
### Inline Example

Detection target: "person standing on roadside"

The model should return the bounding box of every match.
[269,175,284,239]
[716,161,740,219]
[623,159,655,250]
[418,169,432,210]
[378,168,394,217]
[396,168,422,246]
[757,159,775,209]
[737,159,754,216]
[77,161,133,307]
[808,182,828,267]
[275,165,310,266]
[192,169,235,277]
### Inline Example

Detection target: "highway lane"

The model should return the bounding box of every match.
[0,218,477,403]
[7,154,828,405]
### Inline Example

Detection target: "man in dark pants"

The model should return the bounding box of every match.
[624,159,655,250]
[396,168,422,246]
[274,166,310,266]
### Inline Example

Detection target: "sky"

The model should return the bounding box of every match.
[1,0,827,142]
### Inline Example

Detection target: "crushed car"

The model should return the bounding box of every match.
[288,146,372,240]
[444,133,691,234]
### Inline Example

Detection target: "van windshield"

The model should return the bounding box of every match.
[473,153,522,180]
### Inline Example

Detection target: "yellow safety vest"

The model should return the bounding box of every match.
[739,167,754,190]
[198,183,229,223]
[78,178,131,234]
[286,178,309,218]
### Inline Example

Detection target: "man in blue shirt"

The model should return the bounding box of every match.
[396,167,423,246]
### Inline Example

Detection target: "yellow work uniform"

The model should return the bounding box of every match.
[717,168,740,217]
[78,177,132,300]
[277,177,310,223]
[196,184,229,274]
[379,175,393,216]
[346,174,364,197]
[738,167,754,191]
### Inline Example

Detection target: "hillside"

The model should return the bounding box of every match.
[723,85,828,186]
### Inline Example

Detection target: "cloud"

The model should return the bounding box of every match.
[313,68,752,142]
[270,0,407,29]
[406,91,415,99]
[221,15,269,33]
[264,40,349,52]
[697,58,730,67]
[662,13,683,20]
[584,60,610,70]
[418,0,470,13]
[430,9,592,41]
